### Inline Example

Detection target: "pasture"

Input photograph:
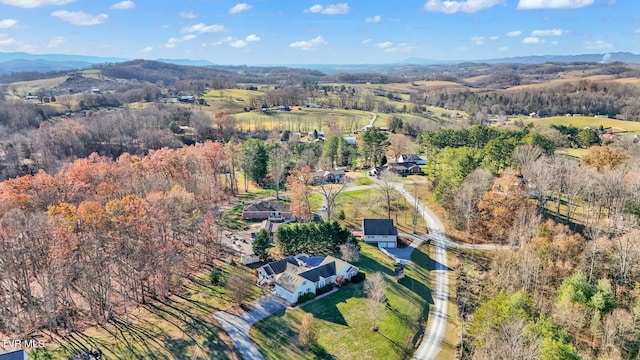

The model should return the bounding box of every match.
[234,108,371,133]
[526,115,640,133]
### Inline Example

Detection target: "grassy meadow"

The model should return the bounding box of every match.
[527,115,640,133]
[335,188,428,234]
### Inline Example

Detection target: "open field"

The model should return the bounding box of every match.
[235,108,370,133]
[202,88,265,101]
[321,80,465,94]
[556,148,589,159]
[335,188,428,234]
[523,115,640,133]
[29,265,263,360]
[6,76,69,96]
[250,242,433,360]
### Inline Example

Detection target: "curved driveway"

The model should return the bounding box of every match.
[392,181,513,360]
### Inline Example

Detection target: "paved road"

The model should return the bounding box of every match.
[213,294,287,360]
[392,183,450,360]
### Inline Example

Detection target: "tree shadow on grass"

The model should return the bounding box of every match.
[377,330,413,359]
[309,342,337,360]
[412,246,451,272]
[354,252,395,277]
[301,282,365,326]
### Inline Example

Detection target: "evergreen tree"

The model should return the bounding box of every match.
[253,229,271,260]
[241,139,268,185]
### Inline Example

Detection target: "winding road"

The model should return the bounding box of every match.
[217,176,508,360]
[391,182,512,359]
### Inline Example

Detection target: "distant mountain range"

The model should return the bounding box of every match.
[402,52,640,65]
[0,51,639,75]
[0,52,216,74]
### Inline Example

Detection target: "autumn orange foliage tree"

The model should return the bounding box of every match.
[477,170,531,244]
[0,141,231,335]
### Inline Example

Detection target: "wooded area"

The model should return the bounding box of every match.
[0,142,232,335]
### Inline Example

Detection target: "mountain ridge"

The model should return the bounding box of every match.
[1,51,639,75]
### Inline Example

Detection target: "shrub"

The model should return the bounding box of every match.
[316,285,333,296]
[298,292,316,304]
[351,272,366,284]
[210,267,227,286]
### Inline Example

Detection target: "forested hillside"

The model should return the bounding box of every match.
[1,61,640,359]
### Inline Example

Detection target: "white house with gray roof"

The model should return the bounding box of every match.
[256,254,309,286]
[273,256,358,304]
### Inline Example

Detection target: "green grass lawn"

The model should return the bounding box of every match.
[250,243,433,360]
[352,176,374,186]
[309,193,323,209]
[336,188,428,233]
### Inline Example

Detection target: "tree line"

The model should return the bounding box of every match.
[0,142,233,335]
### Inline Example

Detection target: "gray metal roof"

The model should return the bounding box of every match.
[363,219,398,236]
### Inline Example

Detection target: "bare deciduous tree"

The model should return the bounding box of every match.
[339,243,360,263]
[364,272,387,331]
[298,313,318,347]
[268,146,291,200]
[225,268,253,307]
[318,181,345,222]
[377,170,399,220]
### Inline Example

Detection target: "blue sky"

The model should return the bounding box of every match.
[0,0,637,64]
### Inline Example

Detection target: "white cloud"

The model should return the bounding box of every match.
[362,38,372,44]
[375,41,415,53]
[471,36,485,45]
[0,34,16,46]
[584,40,612,50]
[165,34,196,48]
[305,3,350,15]
[214,34,260,48]
[230,40,247,48]
[424,0,504,14]
[0,0,75,8]
[213,36,234,45]
[51,10,108,26]
[141,46,152,53]
[365,15,381,23]
[489,36,498,40]
[498,46,509,51]
[229,3,252,15]
[522,36,543,44]
[47,35,66,47]
[179,11,197,19]
[110,0,134,10]
[181,23,225,33]
[0,19,18,28]
[289,35,327,50]
[506,30,522,37]
[531,28,565,36]
[517,0,593,9]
